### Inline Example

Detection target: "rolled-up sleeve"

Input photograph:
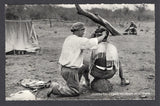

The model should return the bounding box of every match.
[79,37,98,50]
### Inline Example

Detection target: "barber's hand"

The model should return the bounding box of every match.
[102,31,109,40]
[104,34,108,39]
[102,33,107,38]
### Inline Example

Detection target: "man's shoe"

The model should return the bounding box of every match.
[47,88,53,97]
[121,79,130,86]
[47,82,59,97]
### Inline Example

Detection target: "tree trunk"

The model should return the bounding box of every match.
[75,4,121,36]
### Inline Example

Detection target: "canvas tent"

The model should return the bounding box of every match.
[5,20,40,54]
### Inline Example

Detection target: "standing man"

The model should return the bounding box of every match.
[47,22,107,97]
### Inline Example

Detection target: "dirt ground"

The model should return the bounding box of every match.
[5,21,155,100]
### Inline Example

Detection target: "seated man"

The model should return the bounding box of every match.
[90,26,130,86]
[125,21,137,35]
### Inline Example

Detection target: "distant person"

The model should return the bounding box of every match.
[125,21,137,35]
[47,22,108,97]
[90,26,130,86]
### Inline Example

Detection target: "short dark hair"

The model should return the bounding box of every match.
[93,27,109,38]
[70,22,85,32]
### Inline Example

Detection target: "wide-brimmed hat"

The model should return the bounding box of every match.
[71,22,85,32]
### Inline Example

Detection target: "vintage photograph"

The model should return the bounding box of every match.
[5,4,155,100]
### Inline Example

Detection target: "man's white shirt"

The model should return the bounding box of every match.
[59,35,98,68]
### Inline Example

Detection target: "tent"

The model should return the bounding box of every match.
[5,20,40,54]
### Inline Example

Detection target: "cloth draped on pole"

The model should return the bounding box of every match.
[5,20,40,53]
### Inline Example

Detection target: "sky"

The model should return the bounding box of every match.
[57,4,154,11]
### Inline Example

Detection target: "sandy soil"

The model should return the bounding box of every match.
[5,21,155,100]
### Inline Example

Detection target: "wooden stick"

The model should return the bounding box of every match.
[75,4,121,36]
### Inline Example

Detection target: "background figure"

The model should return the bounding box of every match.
[125,21,137,35]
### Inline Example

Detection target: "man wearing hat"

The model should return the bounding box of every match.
[47,22,107,97]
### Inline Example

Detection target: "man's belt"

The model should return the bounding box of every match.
[95,65,113,71]
[61,65,79,69]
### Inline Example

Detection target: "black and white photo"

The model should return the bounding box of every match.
[5,4,155,100]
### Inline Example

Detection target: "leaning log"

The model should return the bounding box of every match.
[75,4,121,36]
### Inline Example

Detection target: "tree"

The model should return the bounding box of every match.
[135,4,147,21]
[75,4,121,35]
